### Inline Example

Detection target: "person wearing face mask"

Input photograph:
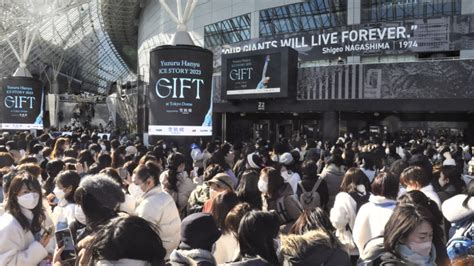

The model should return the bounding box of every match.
[330,168,370,261]
[279,152,301,194]
[259,167,302,230]
[160,152,196,217]
[0,172,55,265]
[359,204,439,265]
[51,171,81,231]
[132,161,181,260]
[203,172,235,213]
[72,173,125,264]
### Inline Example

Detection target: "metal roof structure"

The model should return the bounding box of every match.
[0,0,139,95]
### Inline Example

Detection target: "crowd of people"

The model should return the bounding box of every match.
[0,129,473,265]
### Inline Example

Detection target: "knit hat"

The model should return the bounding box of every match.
[207,173,234,191]
[78,174,125,210]
[179,213,221,251]
[247,153,263,169]
[279,152,294,166]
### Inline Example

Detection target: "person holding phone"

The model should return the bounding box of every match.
[0,171,55,265]
[53,228,77,264]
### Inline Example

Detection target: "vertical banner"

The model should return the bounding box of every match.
[148,45,213,136]
[0,77,44,130]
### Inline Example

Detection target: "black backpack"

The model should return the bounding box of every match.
[349,191,370,213]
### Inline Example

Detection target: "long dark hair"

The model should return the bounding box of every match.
[440,165,465,194]
[92,216,166,266]
[225,202,252,237]
[260,167,284,198]
[236,169,262,210]
[301,160,318,181]
[51,137,68,160]
[133,162,161,187]
[111,146,126,169]
[210,191,239,233]
[163,153,185,192]
[289,208,337,246]
[339,167,371,193]
[6,171,46,233]
[56,170,81,203]
[238,210,280,264]
[397,190,443,226]
[384,204,439,258]
[208,149,231,171]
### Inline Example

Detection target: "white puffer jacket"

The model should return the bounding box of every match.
[330,191,358,255]
[0,209,55,266]
[352,195,397,254]
[134,186,181,259]
[442,194,474,223]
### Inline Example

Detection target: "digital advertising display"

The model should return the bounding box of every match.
[221,47,298,100]
[148,45,213,136]
[0,77,44,130]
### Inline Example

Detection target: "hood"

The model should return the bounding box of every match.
[170,248,216,265]
[96,259,151,266]
[280,229,344,264]
[323,164,345,175]
[359,237,385,262]
[369,195,397,206]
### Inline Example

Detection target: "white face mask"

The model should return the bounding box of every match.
[356,184,366,194]
[74,205,87,225]
[385,148,390,155]
[100,144,106,151]
[408,241,432,257]
[53,187,66,200]
[258,179,268,193]
[128,183,145,199]
[17,192,40,210]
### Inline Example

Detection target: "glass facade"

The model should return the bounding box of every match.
[259,0,347,37]
[361,0,461,23]
[204,14,251,47]
[0,0,135,94]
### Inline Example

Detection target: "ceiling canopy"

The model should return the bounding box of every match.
[0,0,139,95]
